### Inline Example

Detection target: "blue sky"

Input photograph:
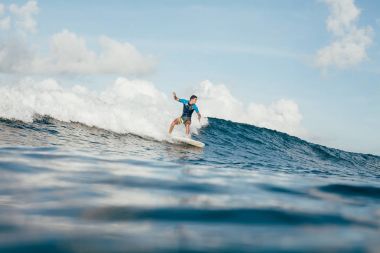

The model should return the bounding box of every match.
[1,0,379,155]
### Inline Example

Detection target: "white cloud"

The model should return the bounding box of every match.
[0,3,4,15]
[9,0,39,33]
[0,16,10,30]
[324,0,360,35]
[0,1,155,76]
[315,0,373,69]
[316,26,373,69]
[0,30,155,76]
[0,37,34,73]
[194,80,307,137]
[0,3,10,30]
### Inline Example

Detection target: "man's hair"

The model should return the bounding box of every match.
[190,95,198,100]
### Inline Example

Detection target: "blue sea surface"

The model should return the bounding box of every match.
[0,117,379,252]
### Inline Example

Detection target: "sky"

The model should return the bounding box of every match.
[0,0,379,155]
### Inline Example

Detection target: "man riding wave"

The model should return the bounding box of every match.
[169,92,201,136]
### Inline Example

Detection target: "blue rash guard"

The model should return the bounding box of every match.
[178,98,199,123]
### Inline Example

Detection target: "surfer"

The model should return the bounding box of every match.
[169,92,201,136]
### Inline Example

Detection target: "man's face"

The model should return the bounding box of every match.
[189,98,197,104]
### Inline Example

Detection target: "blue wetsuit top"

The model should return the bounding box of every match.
[179,99,199,119]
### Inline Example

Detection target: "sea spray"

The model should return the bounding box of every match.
[0,77,206,140]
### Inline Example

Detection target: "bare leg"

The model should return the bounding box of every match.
[185,122,191,135]
[169,118,179,134]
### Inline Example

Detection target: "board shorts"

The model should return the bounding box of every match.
[177,116,191,125]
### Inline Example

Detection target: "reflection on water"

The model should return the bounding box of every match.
[0,117,379,252]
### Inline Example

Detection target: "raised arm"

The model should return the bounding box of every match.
[172,92,179,101]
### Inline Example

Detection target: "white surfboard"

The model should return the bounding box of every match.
[171,136,205,148]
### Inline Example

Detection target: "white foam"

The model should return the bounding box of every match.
[0,77,206,140]
[0,77,306,140]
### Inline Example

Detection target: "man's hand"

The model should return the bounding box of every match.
[198,113,201,122]
[173,92,178,101]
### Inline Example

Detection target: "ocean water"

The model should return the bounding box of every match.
[0,116,379,253]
